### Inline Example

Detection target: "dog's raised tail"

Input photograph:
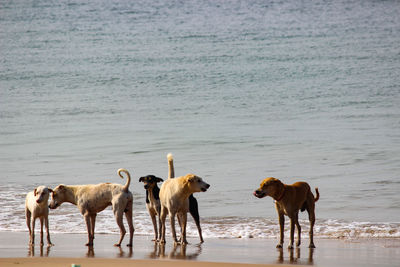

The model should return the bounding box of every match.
[118,168,131,192]
[167,153,174,179]
[314,187,320,202]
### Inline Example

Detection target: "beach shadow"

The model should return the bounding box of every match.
[277,247,314,265]
[27,244,51,257]
[148,243,202,260]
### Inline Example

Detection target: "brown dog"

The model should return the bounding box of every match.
[254,177,319,249]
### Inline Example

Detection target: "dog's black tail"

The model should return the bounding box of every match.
[118,168,131,192]
[167,153,174,179]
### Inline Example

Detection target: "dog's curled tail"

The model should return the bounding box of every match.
[167,153,174,179]
[314,187,320,202]
[118,168,131,192]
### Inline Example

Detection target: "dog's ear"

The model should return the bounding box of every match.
[57,185,66,191]
[156,177,164,183]
[186,174,197,183]
[34,188,37,196]
[139,177,145,182]
[48,188,53,193]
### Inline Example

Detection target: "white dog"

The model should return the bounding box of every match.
[159,154,210,245]
[49,169,134,247]
[25,186,53,246]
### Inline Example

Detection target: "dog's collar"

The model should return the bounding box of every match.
[275,186,286,201]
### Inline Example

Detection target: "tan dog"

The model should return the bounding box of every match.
[167,153,205,243]
[49,169,134,247]
[159,154,210,245]
[25,186,54,246]
[254,177,319,249]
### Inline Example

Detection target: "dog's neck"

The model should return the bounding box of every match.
[146,186,160,204]
[275,185,286,201]
[178,183,196,200]
[64,186,81,205]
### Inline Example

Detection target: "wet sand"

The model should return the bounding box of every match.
[0,232,399,267]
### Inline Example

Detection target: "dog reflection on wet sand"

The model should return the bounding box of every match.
[148,243,201,260]
[277,247,314,265]
[27,244,51,257]
[85,246,133,258]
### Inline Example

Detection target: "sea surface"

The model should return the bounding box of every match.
[1,0,400,240]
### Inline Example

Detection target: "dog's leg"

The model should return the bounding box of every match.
[278,215,285,248]
[26,209,33,245]
[169,211,178,245]
[39,217,44,246]
[45,216,52,246]
[84,214,93,246]
[160,206,167,244]
[90,214,96,241]
[176,214,182,242]
[124,202,134,247]
[276,204,284,248]
[178,212,188,245]
[114,210,126,247]
[308,205,316,248]
[157,215,162,241]
[295,212,301,247]
[289,216,295,249]
[150,212,158,241]
[155,204,162,241]
[30,216,36,245]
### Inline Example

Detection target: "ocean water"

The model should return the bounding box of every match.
[1,0,400,240]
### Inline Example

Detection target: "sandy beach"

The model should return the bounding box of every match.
[0,232,399,267]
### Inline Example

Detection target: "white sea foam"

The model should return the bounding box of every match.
[1,184,399,239]
[2,194,398,240]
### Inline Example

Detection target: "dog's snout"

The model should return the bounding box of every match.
[200,183,210,192]
[253,190,265,198]
[254,190,263,196]
[144,184,149,189]
[49,202,58,209]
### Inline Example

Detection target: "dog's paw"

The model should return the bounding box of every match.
[276,244,283,248]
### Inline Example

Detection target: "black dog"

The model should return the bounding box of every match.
[139,175,204,243]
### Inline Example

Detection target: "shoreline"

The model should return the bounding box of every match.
[0,232,399,267]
